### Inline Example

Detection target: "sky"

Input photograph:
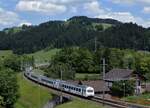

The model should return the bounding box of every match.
[0,0,150,30]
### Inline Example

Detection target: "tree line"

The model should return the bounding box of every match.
[44,47,150,81]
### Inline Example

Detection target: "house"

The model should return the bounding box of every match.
[104,69,146,94]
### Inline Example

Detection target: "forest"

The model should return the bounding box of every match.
[0,16,149,54]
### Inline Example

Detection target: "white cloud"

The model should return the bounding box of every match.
[0,8,19,26]
[70,7,77,13]
[85,1,150,27]
[18,22,32,27]
[84,1,104,14]
[143,7,150,13]
[109,0,134,4]
[16,0,94,14]
[110,0,150,5]
[135,17,150,28]
[41,0,93,5]
[97,12,150,28]
[97,12,136,23]
[138,0,150,4]
[15,0,97,18]
[85,1,135,23]
[16,0,67,14]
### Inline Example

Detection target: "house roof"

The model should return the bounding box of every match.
[104,69,133,81]
[145,83,150,92]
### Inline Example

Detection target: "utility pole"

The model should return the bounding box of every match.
[102,58,106,80]
[38,80,41,108]
[60,69,63,103]
[21,60,23,71]
[123,82,125,97]
[102,58,106,106]
[94,37,97,52]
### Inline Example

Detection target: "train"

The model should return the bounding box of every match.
[24,71,95,97]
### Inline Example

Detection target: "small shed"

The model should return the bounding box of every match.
[104,69,133,82]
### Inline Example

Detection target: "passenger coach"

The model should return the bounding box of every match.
[25,71,95,97]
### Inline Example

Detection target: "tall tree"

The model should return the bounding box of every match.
[0,68,19,108]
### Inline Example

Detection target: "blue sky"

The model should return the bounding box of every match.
[0,0,149,30]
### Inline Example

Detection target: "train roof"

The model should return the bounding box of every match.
[31,72,93,89]
[60,80,90,89]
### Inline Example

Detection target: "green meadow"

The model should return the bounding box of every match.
[56,99,104,108]
[28,48,60,63]
[15,73,52,108]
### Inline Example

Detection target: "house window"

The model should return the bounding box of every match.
[138,80,141,86]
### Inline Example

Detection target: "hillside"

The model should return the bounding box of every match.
[0,16,149,54]
[28,48,60,63]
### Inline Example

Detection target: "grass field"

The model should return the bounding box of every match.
[101,23,113,29]
[15,73,52,108]
[75,73,101,80]
[0,50,12,58]
[32,69,45,75]
[123,93,150,106]
[56,99,104,108]
[92,23,112,30]
[28,48,60,63]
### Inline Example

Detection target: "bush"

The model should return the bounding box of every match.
[3,54,21,72]
[111,80,135,97]
[45,62,75,80]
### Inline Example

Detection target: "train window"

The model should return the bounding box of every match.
[87,90,93,92]
[71,87,73,90]
[31,75,38,79]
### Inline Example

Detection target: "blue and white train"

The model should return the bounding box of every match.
[24,71,95,97]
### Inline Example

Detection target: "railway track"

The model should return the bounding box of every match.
[24,72,149,108]
[91,96,126,108]
[91,96,149,108]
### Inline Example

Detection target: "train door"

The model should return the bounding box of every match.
[54,81,60,88]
